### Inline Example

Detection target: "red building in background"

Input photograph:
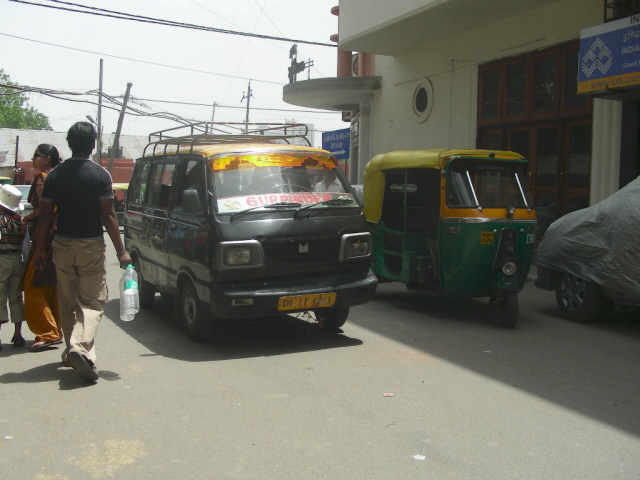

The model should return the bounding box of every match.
[16,157,134,185]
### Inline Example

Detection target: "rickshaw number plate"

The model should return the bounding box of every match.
[278,292,336,311]
[480,232,494,244]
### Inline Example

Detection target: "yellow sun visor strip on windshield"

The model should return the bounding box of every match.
[212,154,337,171]
[363,149,526,224]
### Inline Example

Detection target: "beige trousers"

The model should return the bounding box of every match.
[52,239,108,364]
[0,252,25,324]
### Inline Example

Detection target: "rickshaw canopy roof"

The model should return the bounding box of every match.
[363,149,526,223]
[364,149,525,174]
[112,183,129,191]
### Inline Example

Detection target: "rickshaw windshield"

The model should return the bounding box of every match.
[447,160,533,209]
[211,153,355,214]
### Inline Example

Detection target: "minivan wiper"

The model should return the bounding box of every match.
[230,202,302,222]
[293,198,354,218]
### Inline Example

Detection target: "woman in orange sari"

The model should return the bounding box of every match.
[22,144,62,350]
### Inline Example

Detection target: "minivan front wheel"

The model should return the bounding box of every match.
[180,280,214,342]
[555,273,612,322]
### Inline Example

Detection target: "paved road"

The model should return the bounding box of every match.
[1,239,639,479]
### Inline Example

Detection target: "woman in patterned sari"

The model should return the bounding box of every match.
[22,144,62,351]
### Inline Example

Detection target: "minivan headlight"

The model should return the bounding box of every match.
[339,232,372,261]
[216,240,265,270]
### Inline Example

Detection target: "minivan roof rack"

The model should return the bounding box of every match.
[143,121,312,157]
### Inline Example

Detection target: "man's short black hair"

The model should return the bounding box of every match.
[67,121,97,156]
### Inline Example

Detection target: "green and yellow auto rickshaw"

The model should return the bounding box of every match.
[362,149,536,327]
[112,183,128,224]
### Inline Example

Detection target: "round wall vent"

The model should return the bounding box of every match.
[412,78,433,123]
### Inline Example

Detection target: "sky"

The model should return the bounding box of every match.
[1,0,345,147]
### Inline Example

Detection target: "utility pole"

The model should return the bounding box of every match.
[96,59,103,163]
[241,81,253,133]
[211,102,218,122]
[107,82,132,173]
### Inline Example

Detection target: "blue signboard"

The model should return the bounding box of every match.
[322,128,350,161]
[578,15,640,94]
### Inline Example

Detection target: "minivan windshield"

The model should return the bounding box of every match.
[446,160,533,209]
[212,153,355,214]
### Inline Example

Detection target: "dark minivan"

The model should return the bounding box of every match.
[124,123,377,341]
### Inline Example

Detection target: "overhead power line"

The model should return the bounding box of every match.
[1,83,341,119]
[8,0,336,48]
[0,33,283,85]
[136,97,340,115]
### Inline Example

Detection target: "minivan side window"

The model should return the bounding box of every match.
[129,162,151,206]
[173,158,206,213]
[147,162,176,209]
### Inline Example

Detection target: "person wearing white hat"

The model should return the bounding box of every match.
[0,184,26,350]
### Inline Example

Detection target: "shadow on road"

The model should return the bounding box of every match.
[349,281,640,438]
[0,360,120,390]
[105,297,363,362]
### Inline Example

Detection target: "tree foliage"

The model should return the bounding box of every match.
[0,69,52,130]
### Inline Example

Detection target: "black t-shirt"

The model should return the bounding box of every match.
[41,158,114,239]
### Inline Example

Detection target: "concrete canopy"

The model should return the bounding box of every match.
[283,76,381,112]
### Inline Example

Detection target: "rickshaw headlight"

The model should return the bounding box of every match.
[502,261,518,276]
[340,233,372,260]
[216,240,264,269]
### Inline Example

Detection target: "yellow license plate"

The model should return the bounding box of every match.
[277,292,336,311]
[480,232,494,244]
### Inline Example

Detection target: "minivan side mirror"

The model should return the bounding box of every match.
[182,188,201,213]
[351,184,364,207]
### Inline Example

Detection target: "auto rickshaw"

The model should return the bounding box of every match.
[112,183,128,224]
[362,149,536,327]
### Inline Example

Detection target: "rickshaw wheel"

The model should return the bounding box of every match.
[493,292,518,328]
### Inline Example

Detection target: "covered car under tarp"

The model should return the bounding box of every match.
[537,175,640,300]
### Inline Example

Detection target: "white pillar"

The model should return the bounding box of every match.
[357,104,372,184]
[590,98,622,204]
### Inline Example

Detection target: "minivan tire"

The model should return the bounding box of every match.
[180,280,214,342]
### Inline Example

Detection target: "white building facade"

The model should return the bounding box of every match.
[284,0,640,228]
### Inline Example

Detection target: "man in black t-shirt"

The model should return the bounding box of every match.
[33,121,132,383]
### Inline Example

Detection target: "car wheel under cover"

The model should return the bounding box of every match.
[555,273,612,322]
[180,280,214,342]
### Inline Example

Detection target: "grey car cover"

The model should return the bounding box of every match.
[536,175,640,299]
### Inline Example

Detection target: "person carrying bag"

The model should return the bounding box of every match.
[22,144,63,351]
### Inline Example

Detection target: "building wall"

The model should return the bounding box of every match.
[340,0,436,40]
[367,0,602,156]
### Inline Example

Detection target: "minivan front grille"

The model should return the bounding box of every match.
[263,236,338,260]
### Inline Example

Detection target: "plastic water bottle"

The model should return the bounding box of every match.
[119,264,139,321]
